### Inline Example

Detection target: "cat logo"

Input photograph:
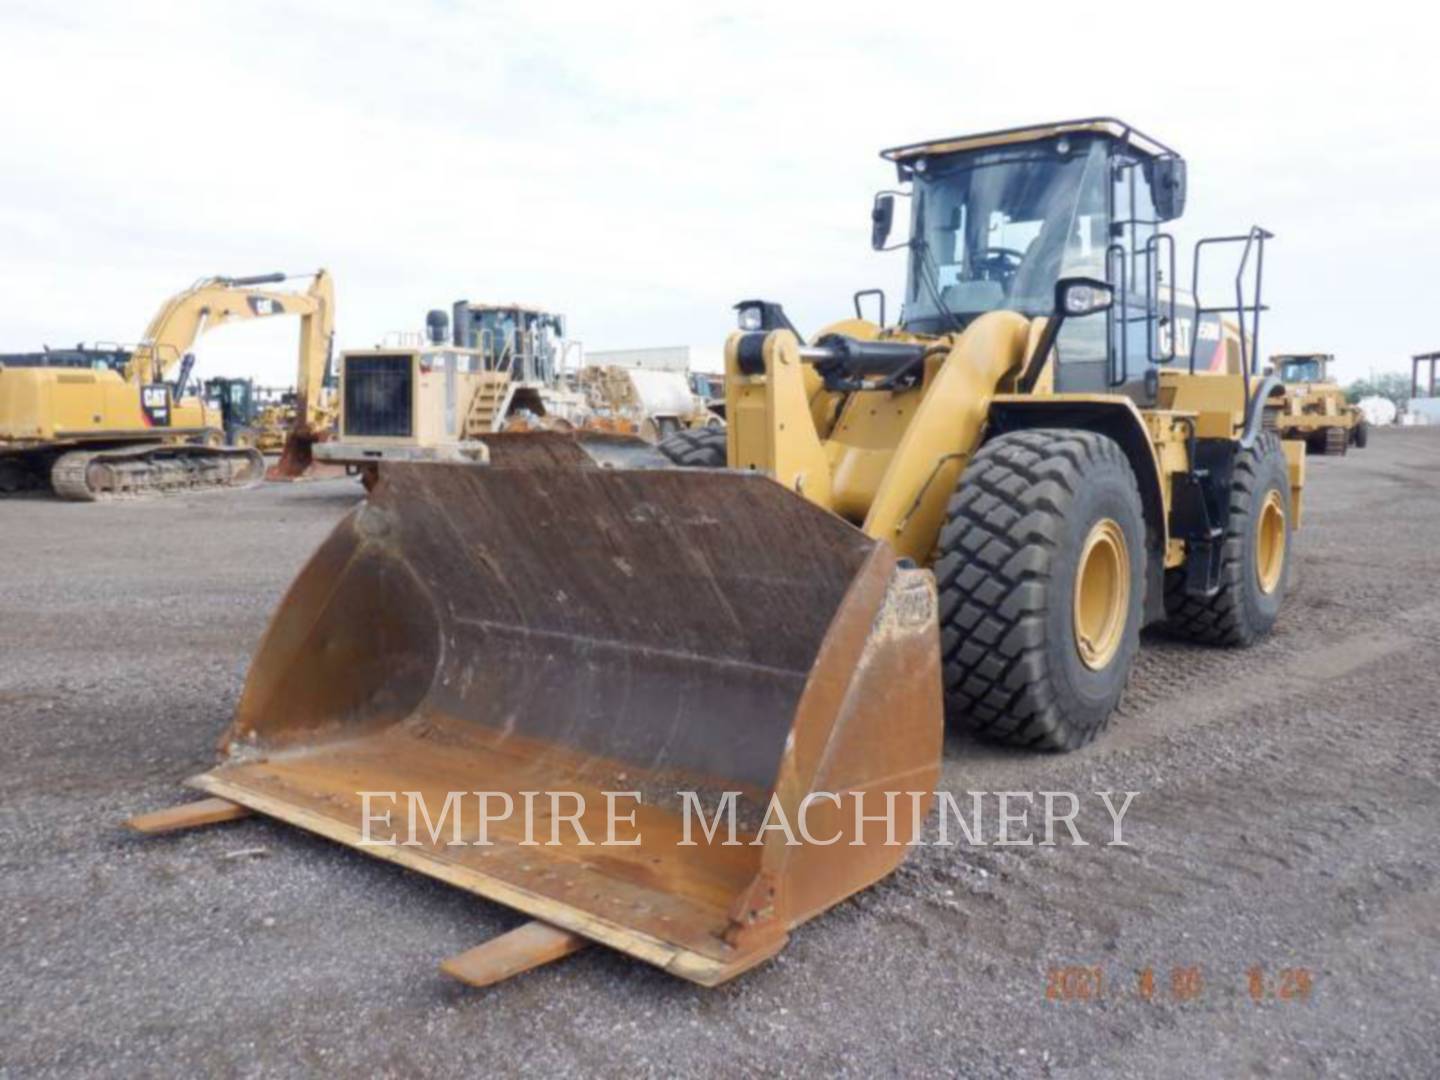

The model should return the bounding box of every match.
[140,384,171,427]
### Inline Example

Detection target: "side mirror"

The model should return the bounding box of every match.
[1056,276,1114,318]
[871,194,895,251]
[1149,155,1187,222]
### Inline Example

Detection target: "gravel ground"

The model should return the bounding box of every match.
[2,429,1438,1078]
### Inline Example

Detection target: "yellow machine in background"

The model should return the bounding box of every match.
[201,379,337,454]
[1270,352,1366,454]
[263,388,340,454]
[135,119,1304,990]
[575,363,718,439]
[315,303,586,484]
[0,270,333,499]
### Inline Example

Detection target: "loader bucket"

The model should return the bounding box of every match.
[191,437,941,985]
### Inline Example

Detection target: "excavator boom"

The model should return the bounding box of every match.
[126,271,333,391]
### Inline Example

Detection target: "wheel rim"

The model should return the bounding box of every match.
[1074,518,1130,671]
[1256,489,1286,595]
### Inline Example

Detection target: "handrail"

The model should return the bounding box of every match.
[1187,226,1273,403]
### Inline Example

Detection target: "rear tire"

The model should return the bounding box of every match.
[1163,432,1291,646]
[935,430,1146,751]
[657,427,726,468]
[1322,426,1348,455]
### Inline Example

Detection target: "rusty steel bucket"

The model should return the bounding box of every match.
[189,435,942,985]
[265,427,345,483]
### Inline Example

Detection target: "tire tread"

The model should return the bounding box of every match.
[937,429,1141,751]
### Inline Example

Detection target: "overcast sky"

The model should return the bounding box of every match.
[1,0,1434,384]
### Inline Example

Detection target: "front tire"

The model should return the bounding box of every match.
[1164,432,1291,646]
[657,427,726,468]
[1352,420,1369,448]
[935,430,1146,751]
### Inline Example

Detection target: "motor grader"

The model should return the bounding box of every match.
[131,118,1303,990]
[1269,352,1366,454]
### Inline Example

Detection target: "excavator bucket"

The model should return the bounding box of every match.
[266,428,345,482]
[182,434,941,986]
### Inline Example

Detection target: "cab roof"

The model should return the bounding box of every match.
[881,117,1177,165]
[459,302,558,317]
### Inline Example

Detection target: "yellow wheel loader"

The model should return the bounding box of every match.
[133,118,1303,989]
[1269,352,1366,454]
[0,270,333,499]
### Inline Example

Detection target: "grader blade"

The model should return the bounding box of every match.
[185,449,941,986]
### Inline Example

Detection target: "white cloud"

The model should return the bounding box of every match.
[1,0,1435,383]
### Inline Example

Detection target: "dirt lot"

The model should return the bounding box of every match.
[2,429,1438,1077]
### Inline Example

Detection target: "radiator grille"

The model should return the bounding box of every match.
[344,355,412,437]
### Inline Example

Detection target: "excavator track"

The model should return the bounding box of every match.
[49,443,266,502]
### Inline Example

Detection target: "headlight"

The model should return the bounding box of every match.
[1060,280,1114,317]
[737,305,763,332]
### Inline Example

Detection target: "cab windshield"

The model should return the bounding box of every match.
[1278,357,1326,383]
[903,138,1110,332]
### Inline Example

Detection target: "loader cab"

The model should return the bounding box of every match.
[879,119,1254,398]
[452,302,565,386]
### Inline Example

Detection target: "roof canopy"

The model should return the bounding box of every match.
[881,117,1177,165]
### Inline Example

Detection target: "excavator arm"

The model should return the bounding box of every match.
[267,271,339,480]
[285,270,335,431]
[126,271,334,396]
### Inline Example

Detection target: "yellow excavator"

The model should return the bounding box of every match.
[0,270,334,499]
[133,119,1303,989]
